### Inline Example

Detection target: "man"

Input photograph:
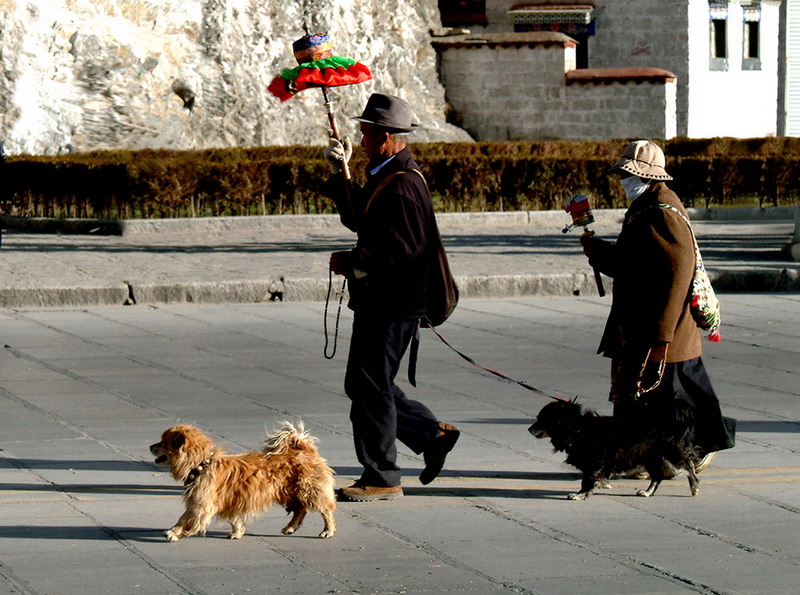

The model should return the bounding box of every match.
[321,93,460,502]
[580,140,735,471]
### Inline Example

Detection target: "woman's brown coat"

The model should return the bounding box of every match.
[589,182,702,363]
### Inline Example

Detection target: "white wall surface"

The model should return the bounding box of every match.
[687,0,780,138]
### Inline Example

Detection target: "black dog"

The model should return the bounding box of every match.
[529,398,700,500]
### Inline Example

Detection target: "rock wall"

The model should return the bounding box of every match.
[0,0,471,156]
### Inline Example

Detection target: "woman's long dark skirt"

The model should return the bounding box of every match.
[612,356,736,454]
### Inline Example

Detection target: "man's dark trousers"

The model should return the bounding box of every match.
[344,313,440,487]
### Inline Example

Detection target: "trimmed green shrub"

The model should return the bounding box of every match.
[1,137,798,219]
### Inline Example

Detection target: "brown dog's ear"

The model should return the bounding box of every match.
[170,433,186,450]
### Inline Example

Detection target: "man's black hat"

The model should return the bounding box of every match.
[353,93,419,133]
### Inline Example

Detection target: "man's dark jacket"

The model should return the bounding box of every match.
[321,147,434,319]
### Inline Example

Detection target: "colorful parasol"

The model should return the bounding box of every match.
[268,33,371,102]
[268,32,372,181]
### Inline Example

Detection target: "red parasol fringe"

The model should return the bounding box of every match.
[268,63,372,102]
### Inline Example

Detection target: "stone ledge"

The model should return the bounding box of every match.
[431,31,576,49]
[1,268,796,309]
[784,242,800,262]
[1,207,793,236]
[0,216,124,235]
[566,67,677,85]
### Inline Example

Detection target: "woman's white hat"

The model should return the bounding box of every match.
[611,140,673,181]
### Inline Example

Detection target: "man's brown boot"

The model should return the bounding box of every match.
[338,483,403,502]
[419,422,460,485]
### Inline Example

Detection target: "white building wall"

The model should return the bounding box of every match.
[588,1,691,135]
[589,1,690,69]
[438,43,576,140]
[782,0,800,134]
[686,0,780,137]
[480,0,781,139]
[482,0,692,133]
[437,39,676,141]
[562,79,677,140]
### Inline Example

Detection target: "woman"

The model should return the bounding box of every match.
[581,140,735,471]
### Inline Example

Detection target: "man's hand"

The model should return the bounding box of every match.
[329,251,353,276]
[323,136,353,175]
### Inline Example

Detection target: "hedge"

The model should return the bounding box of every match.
[1,137,799,219]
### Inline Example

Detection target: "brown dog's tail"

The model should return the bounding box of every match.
[263,420,318,455]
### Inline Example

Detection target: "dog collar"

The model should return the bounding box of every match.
[184,451,216,487]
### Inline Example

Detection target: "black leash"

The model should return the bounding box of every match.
[424,319,570,402]
[322,276,569,402]
[323,270,346,360]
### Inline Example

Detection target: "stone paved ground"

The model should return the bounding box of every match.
[0,214,796,307]
[1,295,798,594]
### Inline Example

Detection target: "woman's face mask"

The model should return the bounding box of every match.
[620,175,650,200]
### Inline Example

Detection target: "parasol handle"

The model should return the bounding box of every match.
[592,265,605,297]
[321,87,351,181]
[580,228,605,297]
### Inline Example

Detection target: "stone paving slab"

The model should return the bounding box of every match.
[0,296,798,594]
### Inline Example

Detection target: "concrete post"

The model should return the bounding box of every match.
[788,200,800,261]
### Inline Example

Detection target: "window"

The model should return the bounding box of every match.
[742,3,761,70]
[709,2,729,71]
[711,19,727,59]
[508,4,595,68]
[574,37,589,69]
[744,21,759,58]
[439,0,487,27]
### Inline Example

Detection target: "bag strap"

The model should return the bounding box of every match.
[365,172,401,213]
[626,202,705,266]
[365,168,427,213]
[652,203,694,235]
[406,168,428,190]
[364,167,441,255]
[627,202,695,239]
[367,168,434,387]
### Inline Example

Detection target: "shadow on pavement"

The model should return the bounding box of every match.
[0,458,159,472]
[736,420,800,433]
[0,482,179,496]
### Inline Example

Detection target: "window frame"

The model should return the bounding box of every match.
[742,5,762,71]
[710,17,728,71]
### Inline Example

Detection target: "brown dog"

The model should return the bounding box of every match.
[150,421,336,541]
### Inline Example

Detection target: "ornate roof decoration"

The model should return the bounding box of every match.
[509,3,595,25]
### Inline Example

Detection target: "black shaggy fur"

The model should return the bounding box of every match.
[529,399,700,500]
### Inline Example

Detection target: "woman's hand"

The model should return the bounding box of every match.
[579,231,596,257]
